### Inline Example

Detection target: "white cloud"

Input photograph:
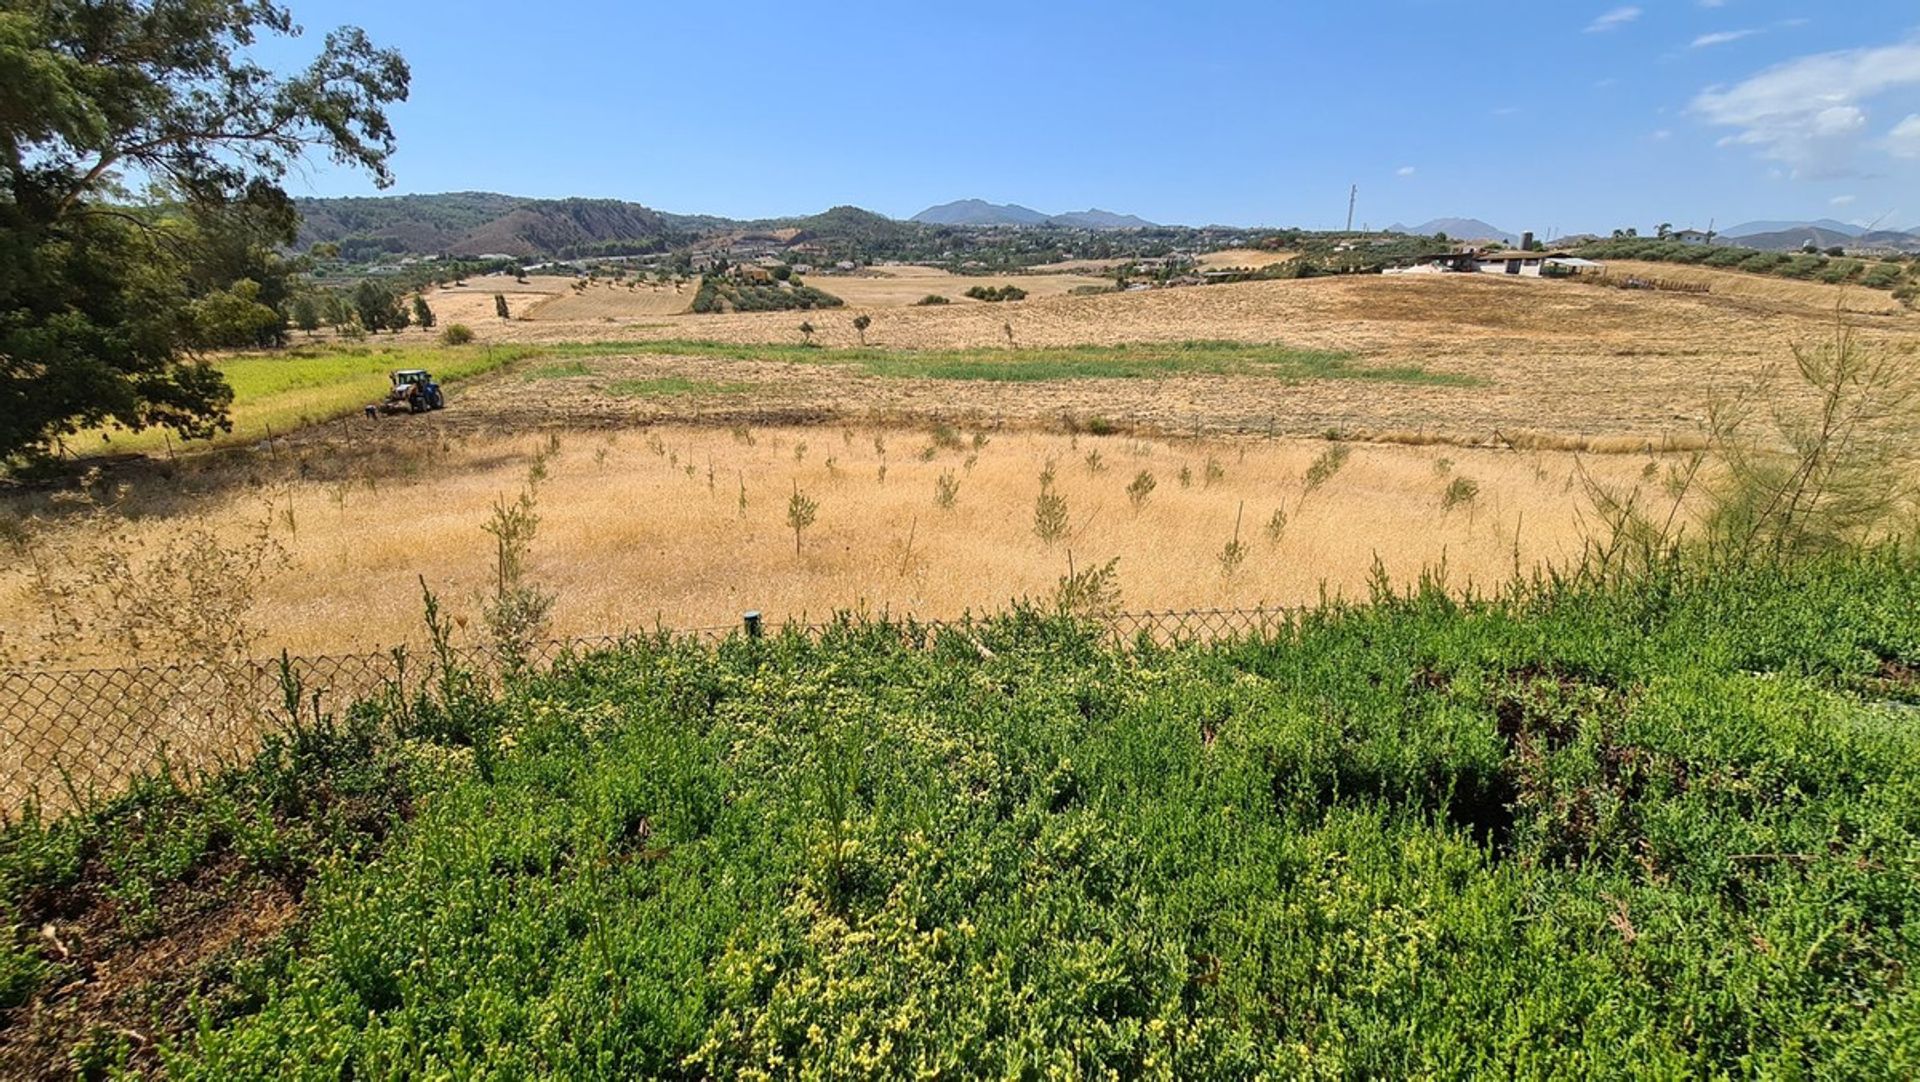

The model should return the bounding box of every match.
[1585,6,1642,33]
[1699,0,1728,8]
[1690,39,1920,175]
[1652,129,1673,140]
[1692,29,1758,48]
[1830,194,1857,206]
[1887,114,1920,157]
[1491,105,1520,117]
[1395,166,1417,177]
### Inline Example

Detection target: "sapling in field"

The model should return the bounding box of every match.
[1126,470,1156,511]
[1218,502,1248,578]
[787,482,819,554]
[1441,475,1480,513]
[1034,484,1069,547]
[852,313,871,345]
[1265,506,1288,544]
[934,470,959,509]
[1299,444,1351,507]
[481,461,555,671]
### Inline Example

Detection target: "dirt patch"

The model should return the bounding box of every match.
[1,851,300,1079]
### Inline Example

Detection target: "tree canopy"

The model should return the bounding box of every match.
[0,0,408,460]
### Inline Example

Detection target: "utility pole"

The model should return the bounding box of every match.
[1345,184,1357,233]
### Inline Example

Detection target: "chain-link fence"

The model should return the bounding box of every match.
[0,607,1294,821]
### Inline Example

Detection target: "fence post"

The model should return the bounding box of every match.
[743,611,763,639]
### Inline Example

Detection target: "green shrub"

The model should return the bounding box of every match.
[438,323,475,346]
[68,550,1919,1078]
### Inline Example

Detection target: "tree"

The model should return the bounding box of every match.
[786,483,818,554]
[495,293,511,320]
[353,280,396,333]
[1657,223,1673,240]
[191,278,284,348]
[852,313,871,345]
[0,1,409,460]
[798,320,815,345]
[412,294,436,329]
[290,294,321,335]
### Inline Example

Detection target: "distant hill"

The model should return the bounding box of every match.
[782,205,925,249]
[1715,225,1920,253]
[1385,218,1517,244]
[294,192,691,259]
[910,200,1158,230]
[1047,208,1156,230]
[292,193,931,260]
[911,199,1050,227]
[1721,218,1865,239]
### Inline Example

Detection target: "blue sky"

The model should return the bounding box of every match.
[265,1,1920,234]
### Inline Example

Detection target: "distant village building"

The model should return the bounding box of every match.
[1385,250,1604,278]
[1671,229,1712,245]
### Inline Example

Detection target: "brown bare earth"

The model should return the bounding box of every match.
[0,851,300,1079]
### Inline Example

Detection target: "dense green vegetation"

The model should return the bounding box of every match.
[539,339,1474,386]
[964,284,1029,302]
[4,551,1918,1075]
[691,276,845,313]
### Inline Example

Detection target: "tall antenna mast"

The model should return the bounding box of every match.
[1346,184,1357,232]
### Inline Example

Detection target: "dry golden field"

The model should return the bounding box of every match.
[1196,248,1297,270]
[0,425,1666,666]
[406,272,1917,448]
[813,264,1115,308]
[6,266,1913,671]
[1599,260,1905,316]
[429,274,572,324]
[518,279,695,321]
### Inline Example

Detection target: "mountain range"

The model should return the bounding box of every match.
[909,199,1158,229]
[1383,218,1518,245]
[286,192,1920,261]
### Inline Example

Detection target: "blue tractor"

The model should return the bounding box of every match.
[382,368,445,413]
